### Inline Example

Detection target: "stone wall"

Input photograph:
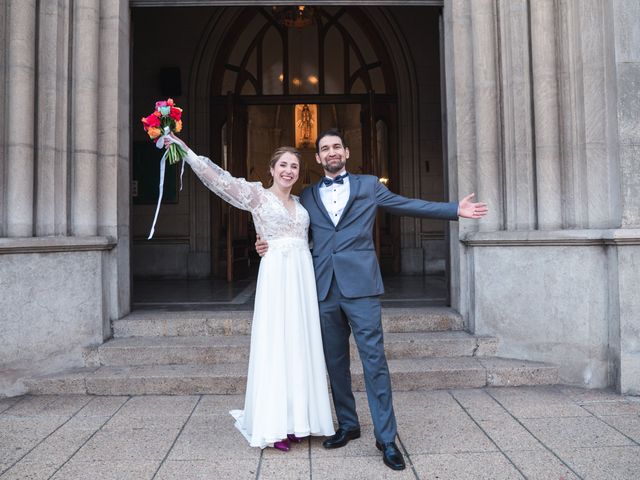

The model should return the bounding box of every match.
[0,1,130,396]
[0,238,115,396]
[445,0,640,393]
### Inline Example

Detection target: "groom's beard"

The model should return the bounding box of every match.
[323,159,346,174]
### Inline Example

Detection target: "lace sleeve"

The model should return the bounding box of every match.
[184,148,264,212]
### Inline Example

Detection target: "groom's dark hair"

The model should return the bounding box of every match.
[315,128,348,153]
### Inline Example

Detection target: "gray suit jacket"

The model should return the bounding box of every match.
[300,174,459,301]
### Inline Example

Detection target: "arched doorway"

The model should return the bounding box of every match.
[206,6,400,281]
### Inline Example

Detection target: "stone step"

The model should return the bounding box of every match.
[112,307,464,337]
[25,357,558,396]
[97,331,498,366]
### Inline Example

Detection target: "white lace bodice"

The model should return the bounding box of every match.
[184,149,309,241]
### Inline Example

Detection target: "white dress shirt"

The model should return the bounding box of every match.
[319,174,350,226]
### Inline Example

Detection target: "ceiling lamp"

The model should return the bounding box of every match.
[271,6,315,29]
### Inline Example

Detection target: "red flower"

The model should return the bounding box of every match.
[167,98,175,106]
[169,106,182,121]
[142,113,161,129]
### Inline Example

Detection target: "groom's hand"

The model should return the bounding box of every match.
[255,235,269,257]
[458,193,488,219]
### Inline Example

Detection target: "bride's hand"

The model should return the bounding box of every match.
[163,132,188,150]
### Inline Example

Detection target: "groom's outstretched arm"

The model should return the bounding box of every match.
[375,181,459,220]
[375,182,488,220]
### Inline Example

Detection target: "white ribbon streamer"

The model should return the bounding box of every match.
[147,127,186,239]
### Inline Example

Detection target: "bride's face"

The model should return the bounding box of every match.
[270,153,300,189]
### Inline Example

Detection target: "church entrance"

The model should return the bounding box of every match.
[130,5,450,309]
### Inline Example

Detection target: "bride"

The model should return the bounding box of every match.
[164,133,334,450]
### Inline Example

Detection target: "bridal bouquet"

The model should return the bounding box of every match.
[141,98,186,164]
[142,98,188,239]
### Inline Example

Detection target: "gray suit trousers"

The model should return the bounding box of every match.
[318,276,397,443]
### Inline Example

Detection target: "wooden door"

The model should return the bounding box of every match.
[361,92,401,274]
[223,94,251,282]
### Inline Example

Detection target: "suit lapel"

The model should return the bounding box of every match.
[337,174,359,227]
[311,180,333,225]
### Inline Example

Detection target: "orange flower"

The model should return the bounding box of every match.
[147,126,162,139]
[175,120,183,132]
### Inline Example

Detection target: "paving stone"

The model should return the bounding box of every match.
[398,411,498,455]
[167,416,260,461]
[2,395,90,418]
[102,414,189,431]
[506,449,580,480]
[1,428,97,480]
[259,457,310,479]
[487,386,590,418]
[50,459,160,480]
[311,455,415,479]
[395,389,465,416]
[580,399,640,416]
[475,418,545,452]
[0,397,22,414]
[411,452,525,479]
[116,395,199,417]
[520,416,635,449]
[0,416,69,465]
[557,446,640,479]
[0,460,61,480]
[70,428,181,462]
[600,415,640,443]
[155,459,259,479]
[558,386,626,403]
[74,396,129,417]
[192,394,245,416]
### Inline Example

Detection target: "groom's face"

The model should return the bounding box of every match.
[315,135,349,175]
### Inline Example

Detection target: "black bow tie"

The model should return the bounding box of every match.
[322,173,348,187]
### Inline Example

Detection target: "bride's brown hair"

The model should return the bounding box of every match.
[269,146,301,168]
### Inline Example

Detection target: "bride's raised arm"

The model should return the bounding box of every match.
[170,134,264,213]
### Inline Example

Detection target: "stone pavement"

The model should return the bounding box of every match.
[1,386,639,480]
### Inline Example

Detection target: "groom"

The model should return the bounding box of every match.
[258,128,487,470]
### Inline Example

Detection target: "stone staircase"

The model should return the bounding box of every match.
[25,307,558,395]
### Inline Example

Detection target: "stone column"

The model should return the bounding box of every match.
[98,0,131,322]
[530,0,562,230]
[614,1,640,228]
[471,0,503,231]
[497,0,535,230]
[98,0,121,238]
[445,0,476,323]
[0,2,6,236]
[71,0,100,236]
[5,0,36,237]
[611,0,640,394]
[36,0,70,236]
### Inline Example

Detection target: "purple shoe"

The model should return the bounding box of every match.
[287,434,305,443]
[273,438,290,451]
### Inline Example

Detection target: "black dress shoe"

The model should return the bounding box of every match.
[322,427,361,449]
[375,441,406,470]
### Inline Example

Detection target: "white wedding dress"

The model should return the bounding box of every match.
[183,148,335,448]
